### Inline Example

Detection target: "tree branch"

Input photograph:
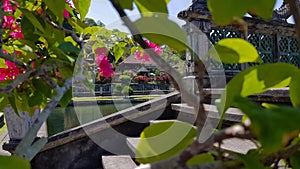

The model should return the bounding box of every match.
[14,78,72,161]
[0,63,64,93]
[263,140,300,166]
[42,15,83,47]
[0,51,29,70]
[286,0,300,46]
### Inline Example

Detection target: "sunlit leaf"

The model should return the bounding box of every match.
[113,42,126,63]
[236,98,300,153]
[72,0,91,21]
[247,0,275,19]
[289,69,300,107]
[0,94,9,111]
[134,0,169,14]
[135,121,197,164]
[209,38,261,64]
[68,17,89,34]
[186,152,214,166]
[44,0,65,24]
[207,0,275,25]
[15,92,31,115]
[208,0,246,25]
[218,63,297,114]
[83,26,102,35]
[0,58,7,68]
[134,15,188,52]
[0,156,31,169]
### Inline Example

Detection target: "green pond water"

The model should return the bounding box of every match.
[47,103,134,136]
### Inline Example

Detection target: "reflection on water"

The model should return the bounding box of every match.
[47,103,133,136]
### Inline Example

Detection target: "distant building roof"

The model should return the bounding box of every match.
[119,55,158,67]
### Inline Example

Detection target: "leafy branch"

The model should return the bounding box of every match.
[14,77,72,160]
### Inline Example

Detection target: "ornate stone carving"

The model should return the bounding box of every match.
[178,0,300,23]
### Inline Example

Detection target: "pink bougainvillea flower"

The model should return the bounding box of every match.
[135,50,150,62]
[4,0,13,13]
[0,60,21,81]
[94,48,114,78]
[145,40,162,55]
[3,16,15,28]
[94,47,108,56]
[56,72,61,77]
[10,27,24,39]
[64,9,70,18]
[64,1,73,18]
[135,40,162,62]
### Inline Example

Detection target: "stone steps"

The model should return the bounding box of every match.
[171,103,244,124]
[102,155,137,169]
[100,107,247,169]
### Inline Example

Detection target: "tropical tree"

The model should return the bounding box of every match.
[0,0,300,168]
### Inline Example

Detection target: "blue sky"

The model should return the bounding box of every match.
[86,0,290,31]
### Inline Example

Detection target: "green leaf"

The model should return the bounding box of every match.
[83,26,102,35]
[44,0,65,24]
[186,152,214,166]
[21,16,40,42]
[28,89,43,107]
[207,0,275,25]
[209,38,261,64]
[117,0,133,10]
[289,69,300,107]
[0,58,7,68]
[218,63,297,114]
[247,0,276,20]
[20,9,45,33]
[236,98,300,153]
[135,121,197,164]
[291,151,300,169]
[32,79,52,98]
[8,95,18,115]
[113,42,126,63]
[0,94,9,111]
[72,0,91,21]
[15,92,30,115]
[58,66,74,78]
[208,0,246,25]
[0,156,31,169]
[134,0,169,14]
[59,89,72,107]
[237,153,268,169]
[68,17,89,34]
[134,15,188,52]
[58,42,80,53]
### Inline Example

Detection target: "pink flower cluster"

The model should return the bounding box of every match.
[135,40,162,62]
[94,47,114,78]
[3,0,23,39]
[0,0,23,81]
[0,60,21,81]
[64,1,72,18]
